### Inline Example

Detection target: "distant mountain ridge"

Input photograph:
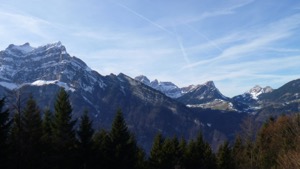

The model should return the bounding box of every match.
[134,75,186,98]
[135,74,300,116]
[232,85,273,107]
[1,42,300,152]
[0,42,213,152]
[136,75,248,111]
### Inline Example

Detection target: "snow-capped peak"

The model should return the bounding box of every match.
[5,42,35,56]
[135,75,183,98]
[0,42,106,93]
[4,41,66,57]
[41,41,62,49]
[135,75,150,85]
[248,85,273,99]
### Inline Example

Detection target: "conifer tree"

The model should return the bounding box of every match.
[21,96,43,169]
[9,111,23,169]
[136,147,147,169]
[77,110,94,169]
[160,137,181,169]
[41,108,53,145]
[0,97,10,144]
[22,96,42,142]
[184,133,217,169]
[0,97,11,168]
[93,129,110,168]
[108,109,138,169]
[51,88,76,168]
[41,108,54,169]
[217,141,235,169]
[78,110,94,148]
[178,137,187,168]
[232,135,246,168]
[149,133,165,169]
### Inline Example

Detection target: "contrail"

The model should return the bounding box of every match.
[174,28,190,65]
[186,24,223,52]
[112,1,174,35]
[177,36,190,64]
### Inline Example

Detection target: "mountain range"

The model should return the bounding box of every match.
[1,42,300,151]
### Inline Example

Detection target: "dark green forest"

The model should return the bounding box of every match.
[0,88,300,169]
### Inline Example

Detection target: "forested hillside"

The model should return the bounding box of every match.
[0,88,299,169]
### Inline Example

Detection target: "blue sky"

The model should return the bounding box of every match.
[0,0,300,96]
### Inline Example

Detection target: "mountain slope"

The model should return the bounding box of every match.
[5,42,297,151]
[176,81,249,111]
[0,42,220,151]
[259,79,300,103]
[232,85,273,107]
[255,79,300,122]
[135,75,184,98]
[136,75,249,112]
[177,81,229,105]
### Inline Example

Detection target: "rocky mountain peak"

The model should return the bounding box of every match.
[248,85,273,99]
[3,41,66,57]
[5,42,35,56]
[177,80,229,106]
[151,79,159,86]
[134,75,183,98]
[263,86,273,93]
[134,75,150,85]
[204,81,215,88]
[0,42,105,93]
[181,85,198,94]
[191,81,219,94]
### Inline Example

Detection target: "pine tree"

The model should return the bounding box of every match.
[77,110,94,169]
[21,96,43,169]
[149,136,183,169]
[108,109,138,169]
[160,137,181,169]
[93,129,111,169]
[136,147,147,169]
[42,108,53,142]
[0,97,10,144]
[0,97,11,169]
[217,141,235,169]
[78,110,94,147]
[232,135,246,168]
[22,96,42,142]
[184,133,217,169]
[8,111,23,169]
[149,133,165,169]
[51,88,77,168]
[178,137,187,168]
[41,108,54,169]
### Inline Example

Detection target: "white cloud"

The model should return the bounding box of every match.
[0,11,51,37]
[157,0,255,27]
[187,0,255,23]
[182,13,300,70]
[112,1,174,35]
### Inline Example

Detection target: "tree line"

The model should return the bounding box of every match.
[0,88,300,169]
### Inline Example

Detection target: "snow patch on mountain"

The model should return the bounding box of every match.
[135,75,184,98]
[31,80,75,92]
[5,43,35,56]
[31,80,58,86]
[135,75,150,86]
[187,99,238,111]
[248,85,273,99]
[0,42,106,93]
